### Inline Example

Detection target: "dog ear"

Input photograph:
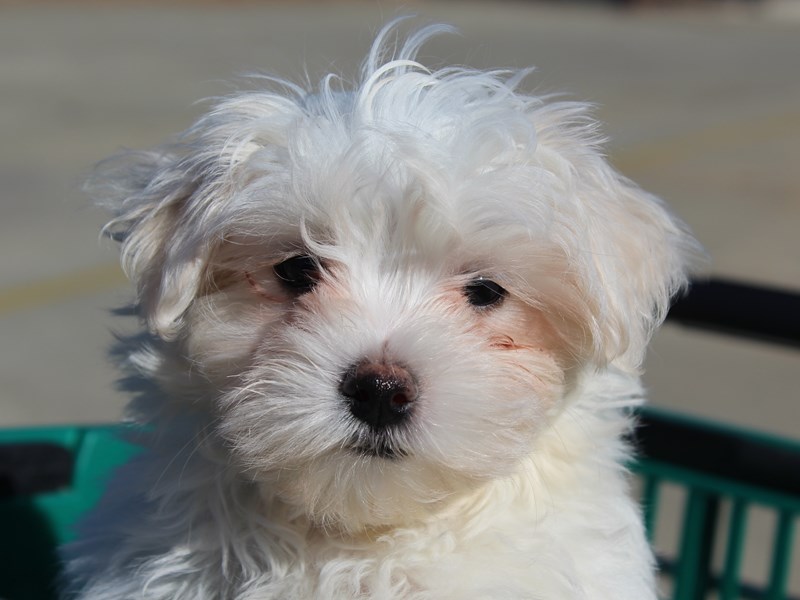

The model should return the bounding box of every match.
[92,150,211,340]
[91,87,306,340]
[576,165,703,369]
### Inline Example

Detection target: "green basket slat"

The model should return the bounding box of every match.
[720,499,748,600]
[641,474,660,543]
[766,511,796,600]
[674,490,719,600]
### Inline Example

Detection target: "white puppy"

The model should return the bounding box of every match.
[63,21,699,599]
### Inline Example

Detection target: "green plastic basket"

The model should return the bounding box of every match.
[1,412,798,600]
[633,408,800,600]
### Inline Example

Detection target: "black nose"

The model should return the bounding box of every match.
[340,361,417,430]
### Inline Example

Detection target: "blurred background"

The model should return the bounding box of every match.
[0,0,798,591]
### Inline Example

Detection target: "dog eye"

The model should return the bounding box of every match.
[464,278,507,308]
[273,255,320,294]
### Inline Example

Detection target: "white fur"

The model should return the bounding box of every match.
[63,20,700,599]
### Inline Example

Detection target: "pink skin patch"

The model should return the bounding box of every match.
[244,270,283,303]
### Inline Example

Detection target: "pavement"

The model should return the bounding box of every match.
[0,0,798,589]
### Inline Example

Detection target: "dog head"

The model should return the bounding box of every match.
[97,22,699,531]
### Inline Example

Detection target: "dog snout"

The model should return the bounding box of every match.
[340,361,418,429]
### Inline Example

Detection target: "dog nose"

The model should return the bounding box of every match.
[340,361,417,429]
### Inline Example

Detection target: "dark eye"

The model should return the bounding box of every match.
[273,255,320,294]
[464,278,507,308]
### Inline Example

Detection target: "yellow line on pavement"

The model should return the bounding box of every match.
[0,263,129,316]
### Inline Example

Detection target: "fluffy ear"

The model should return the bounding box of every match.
[92,150,210,340]
[576,164,703,369]
[91,86,306,340]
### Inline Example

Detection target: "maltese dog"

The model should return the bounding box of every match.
[63,20,699,600]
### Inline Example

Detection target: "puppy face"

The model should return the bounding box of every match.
[98,23,697,530]
[182,135,571,529]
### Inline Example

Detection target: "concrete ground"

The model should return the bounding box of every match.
[0,0,798,591]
